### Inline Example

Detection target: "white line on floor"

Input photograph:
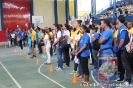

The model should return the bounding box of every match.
[38,63,66,88]
[0,62,22,88]
[91,70,100,85]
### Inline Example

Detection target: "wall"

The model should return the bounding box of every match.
[57,1,66,24]
[3,0,31,31]
[33,0,54,28]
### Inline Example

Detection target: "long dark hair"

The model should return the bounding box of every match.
[81,25,89,33]
[64,24,70,31]
[45,27,51,40]
[53,24,61,32]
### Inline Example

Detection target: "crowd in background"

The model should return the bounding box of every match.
[5,15,133,86]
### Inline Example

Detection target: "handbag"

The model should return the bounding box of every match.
[40,39,44,46]
[59,38,69,48]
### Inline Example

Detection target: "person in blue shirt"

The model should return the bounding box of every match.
[27,30,32,55]
[76,25,90,85]
[18,27,23,52]
[114,15,131,85]
[90,27,100,70]
[99,19,113,55]
[23,30,27,46]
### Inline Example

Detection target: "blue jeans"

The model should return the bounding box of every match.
[56,43,63,69]
[92,49,98,69]
[78,62,83,75]
[28,44,32,54]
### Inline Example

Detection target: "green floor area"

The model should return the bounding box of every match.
[0,46,99,88]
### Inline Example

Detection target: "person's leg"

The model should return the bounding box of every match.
[46,45,51,63]
[50,45,53,56]
[8,40,11,47]
[80,57,89,82]
[11,38,13,46]
[19,40,23,50]
[58,47,63,69]
[65,46,70,66]
[92,49,97,69]
[78,62,83,76]
[120,50,131,83]
[129,53,133,73]
[28,44,32,54]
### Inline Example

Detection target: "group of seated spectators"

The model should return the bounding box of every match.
[96,3,133,19]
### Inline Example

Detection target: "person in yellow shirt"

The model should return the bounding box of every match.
[127,21,133,34]
[69,20,83,78]
[126,21,133,72]
[30,26,37,58]
[113,23,118,46]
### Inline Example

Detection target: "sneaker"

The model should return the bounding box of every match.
[55,68,63,72]
[54,67,59,70]
[122,81,130,87]
[31,55,34,58]
[41,55,46,59]
[71,70,77,74]
[116,78,124,82]
[63,65,69,68]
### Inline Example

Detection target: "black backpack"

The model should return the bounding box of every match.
[93,39,100,50]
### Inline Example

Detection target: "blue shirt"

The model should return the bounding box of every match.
[79,33,90,57]
[28,33,32,44]
[91,33,100,48]
[100,29,113,54]
[37,32,41,42]
[18,30,23,40]
[117,25,129,50]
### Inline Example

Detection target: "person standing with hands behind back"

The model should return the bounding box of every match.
[30,26,37,58]
[76,25,90,86]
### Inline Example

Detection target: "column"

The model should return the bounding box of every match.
[0,0,4,30]
[112,0,116,22]
[91,0,96,17]
[65,0,69,24]
[54,0,58,24]
[30,0,34,26]
[109,0,112,7]
[74,0,78,19]
[69,0,74,18]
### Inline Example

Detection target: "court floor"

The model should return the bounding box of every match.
[0,45,132,88]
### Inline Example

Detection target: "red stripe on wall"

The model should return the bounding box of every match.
[3,0,31,31]
[0,31,6,42]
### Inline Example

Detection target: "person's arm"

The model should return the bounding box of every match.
[99,31,110,44]
[118,30,127,48]
[76,35,89,56]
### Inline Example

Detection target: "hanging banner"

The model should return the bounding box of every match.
[98,56,117,81]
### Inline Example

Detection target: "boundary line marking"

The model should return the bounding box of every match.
[38,63,66,88]
[0,62,22,88]
[91,70,100,85]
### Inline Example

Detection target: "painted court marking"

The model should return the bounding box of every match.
[38,63,66,88]
[91,70,100,85]
[0,62,22,88]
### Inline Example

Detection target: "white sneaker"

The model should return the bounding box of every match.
[123,81,130,86]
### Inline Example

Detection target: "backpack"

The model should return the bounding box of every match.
[120,29,133,53]
[93,39,100,50]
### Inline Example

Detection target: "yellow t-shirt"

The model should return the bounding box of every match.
[129,27,133,35]
[71,30,75,37]
[40,33,44,39]
[114,30,118,38]
[49,32,53,38]
[71,29,83,46]
[31,30,36,41]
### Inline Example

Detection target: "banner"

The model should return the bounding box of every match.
[98,56,117,81]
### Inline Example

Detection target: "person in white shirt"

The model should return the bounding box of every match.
[52,24,63,72]
[11,30,15,46]
[62,24,71,68]
[44,28,51,65]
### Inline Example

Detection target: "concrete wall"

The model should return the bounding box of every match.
[33,0,54,28]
